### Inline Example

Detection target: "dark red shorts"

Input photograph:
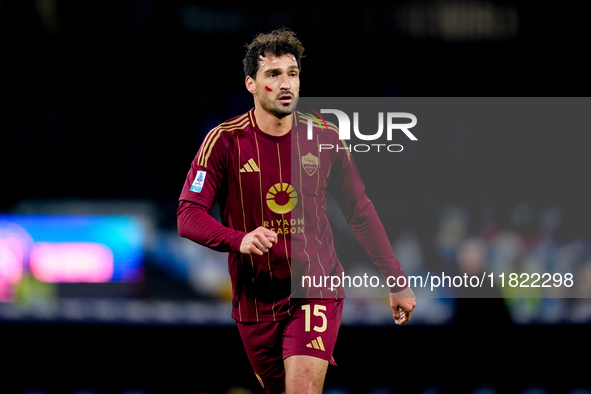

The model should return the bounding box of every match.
[237,298,344,394]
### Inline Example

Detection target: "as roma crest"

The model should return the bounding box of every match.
[302,152,318,176]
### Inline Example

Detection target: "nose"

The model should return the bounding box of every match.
[279,73,291,90]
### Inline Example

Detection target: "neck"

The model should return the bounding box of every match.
[253,105,292,137]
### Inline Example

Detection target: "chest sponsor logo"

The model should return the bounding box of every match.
[190,171,206,193]
[302,153,318,176]
[266,183,297,214]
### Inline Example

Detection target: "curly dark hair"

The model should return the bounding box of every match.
[243,28,305,80]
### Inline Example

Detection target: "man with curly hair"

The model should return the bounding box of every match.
[178,28,416,394]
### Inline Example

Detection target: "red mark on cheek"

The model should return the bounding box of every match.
[265,86,273,92]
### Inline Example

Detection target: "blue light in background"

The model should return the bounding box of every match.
[0,215,144,282]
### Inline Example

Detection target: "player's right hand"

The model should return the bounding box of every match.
[240,226,278,255]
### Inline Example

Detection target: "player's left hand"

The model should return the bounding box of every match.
[389,287,416,326]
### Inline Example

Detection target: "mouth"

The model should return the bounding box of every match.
[277,94,292,104]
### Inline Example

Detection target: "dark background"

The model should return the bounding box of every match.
[2,0,589,217]
[1,1,590,393]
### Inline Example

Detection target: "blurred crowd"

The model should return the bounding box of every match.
[155,199,591,325]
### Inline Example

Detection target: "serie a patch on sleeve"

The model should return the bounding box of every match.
[190,171,207,193]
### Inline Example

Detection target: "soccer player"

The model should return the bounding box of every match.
[177,28,416,394]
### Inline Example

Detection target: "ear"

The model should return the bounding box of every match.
[245,76,257,95]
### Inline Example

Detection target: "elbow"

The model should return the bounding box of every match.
[177,223,188,239]
[177,219,186,239]
[177,200,208,240]
[177,216,194,240]
[176,202,189,238]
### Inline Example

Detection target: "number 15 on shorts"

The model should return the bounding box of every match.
[302,304,327,332]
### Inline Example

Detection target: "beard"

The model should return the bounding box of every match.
[259,92,298,119]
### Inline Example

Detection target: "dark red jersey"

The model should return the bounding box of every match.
[178,108,406,322]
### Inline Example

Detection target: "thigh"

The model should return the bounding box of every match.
[284,355,328,394]
[237,320,287,394]
[283,298,344,366]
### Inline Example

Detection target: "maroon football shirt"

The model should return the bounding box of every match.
[178,108,406,322]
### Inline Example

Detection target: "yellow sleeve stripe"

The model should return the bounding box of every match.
[197,114,249,166]
[197,115,250,167]
[249,111,256,129]
[200,122,249,168]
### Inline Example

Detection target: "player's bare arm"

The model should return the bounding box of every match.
[389,287,417,325]
[239,226,278,255]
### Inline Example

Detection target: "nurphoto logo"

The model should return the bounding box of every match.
[303,107,418,153]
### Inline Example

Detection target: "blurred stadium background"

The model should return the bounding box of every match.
[1,0,590,393]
